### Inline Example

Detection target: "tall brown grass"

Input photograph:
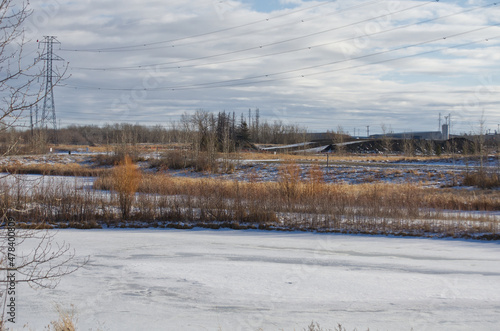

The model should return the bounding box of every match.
[1,162,499,237]
[463,170,500,189]
[278,162,302,209]
[0,163,105,177]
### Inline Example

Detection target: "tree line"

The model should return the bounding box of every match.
[0,109,308,154]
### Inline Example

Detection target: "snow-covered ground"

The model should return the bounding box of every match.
[0,173,95,192]
[14,229,500,331]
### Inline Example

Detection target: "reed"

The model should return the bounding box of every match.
[1,165,499,238]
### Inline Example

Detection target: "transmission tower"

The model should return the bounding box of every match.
[38,36,63,131]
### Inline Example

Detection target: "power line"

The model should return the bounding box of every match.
[70,1,498,72]
[59,0,360,53]
[146,0,388,51]
[70,0,437,71]
[222,34,500,90]
[51,2,500,131]
[61,26,500,92]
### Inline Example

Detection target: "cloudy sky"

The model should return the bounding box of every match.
[20,0,500,134]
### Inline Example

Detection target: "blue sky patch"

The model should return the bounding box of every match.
[241,0,304,12]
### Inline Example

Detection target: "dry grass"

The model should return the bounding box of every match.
[96,166,500,214]
[46,143,190,154]
[0,162,106,177]
[150,150,222,172]
[95,168,500,228]
[463,170,500,189]
[239,152,444,163]
[2,153,499,238]
[304,321,356,331]
[47,305,76,331]
[424,188,500,211]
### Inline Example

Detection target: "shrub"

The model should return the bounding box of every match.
[151,150,188,170]
[463,170,500,189]
[93,145,141,166]
[151,150,227,173]
[111,155,141,219]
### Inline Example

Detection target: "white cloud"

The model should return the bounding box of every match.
[18,0,500,134]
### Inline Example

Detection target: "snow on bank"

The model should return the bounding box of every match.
[0,173,95,192]
[15,229,500,331]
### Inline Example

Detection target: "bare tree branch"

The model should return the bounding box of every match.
[0,1,84,326]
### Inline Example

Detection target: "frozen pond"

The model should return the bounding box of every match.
[15,229,500,330]
[0,173,95,191]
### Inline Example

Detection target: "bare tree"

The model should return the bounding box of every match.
[326,126,349,155]
[1,1,84,327]
[0,218,87,286]
[0,212,88,328]
[380,124,393,154]
[335,125,347,155]
[1,1,39,153]
[402,134,415,157]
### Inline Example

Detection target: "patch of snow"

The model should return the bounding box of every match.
[335,140,370,146]
[261,142,314,150]
[302,145,330,153]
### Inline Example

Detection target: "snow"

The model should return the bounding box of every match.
[335,140,370,146]
[259,140,370,152]
[301,145,330,153]
[14,229,500,331]
[260,142,314,150]
[0,173,95,192]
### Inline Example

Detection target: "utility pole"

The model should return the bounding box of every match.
[37,36,64,134]
[448,113,451,136]
[255,108,260,143]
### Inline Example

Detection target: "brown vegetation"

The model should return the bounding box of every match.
[462,169,500,189]
[2,161,497,239]
[48,305,77,331]
[111,155,141,219]
[305,321,354,331]
[0,162,105,177]
[0,136,498,239]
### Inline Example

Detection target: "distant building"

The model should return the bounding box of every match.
[371,124,449,141]
[441,124,449,140]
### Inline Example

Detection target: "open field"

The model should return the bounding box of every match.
[16,229,500,330]
[1,146,499,185]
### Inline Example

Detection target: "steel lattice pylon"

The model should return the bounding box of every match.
[38,36,63,131]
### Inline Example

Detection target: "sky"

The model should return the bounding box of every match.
[16,0,500,134]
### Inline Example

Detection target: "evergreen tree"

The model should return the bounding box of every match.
[236,120,251,147]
